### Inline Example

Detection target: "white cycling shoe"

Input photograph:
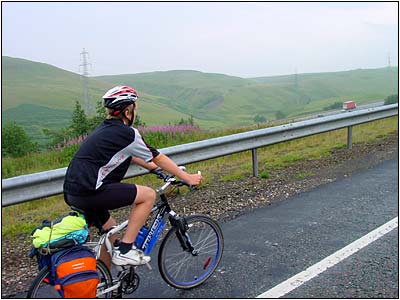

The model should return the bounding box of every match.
[112,247,151,266]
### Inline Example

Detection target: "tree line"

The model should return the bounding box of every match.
[3,100,113,157]
[2,100,195,158]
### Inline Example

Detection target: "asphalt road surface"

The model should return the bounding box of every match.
[126,157,398,298]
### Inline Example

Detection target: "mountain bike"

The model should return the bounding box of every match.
[27,168,224,298]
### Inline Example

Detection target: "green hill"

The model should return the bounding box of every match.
[96,70,251,120]
[2,56,107,111]
[2,56,398,146]
[96,67,398,125]
[2,57,200,146]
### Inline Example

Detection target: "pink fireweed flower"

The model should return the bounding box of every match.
[138,125,199,134]
[56,134,88,150]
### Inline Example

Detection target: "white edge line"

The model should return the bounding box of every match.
[257,216,398,298]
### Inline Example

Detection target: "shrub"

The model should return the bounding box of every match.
[71,100,90,136]
[384,94,398,105]
[275,111,286,120]
[324,102,342,110]
[254,115,267,123]
[2,121,38,157]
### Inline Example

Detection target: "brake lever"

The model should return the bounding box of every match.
[165,175,175,182]
[189,185,198,191]
[177,181,196,191]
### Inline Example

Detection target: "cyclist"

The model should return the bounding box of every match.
[63,85,203,267]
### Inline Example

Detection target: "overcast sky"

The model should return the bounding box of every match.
[2,2,398,78]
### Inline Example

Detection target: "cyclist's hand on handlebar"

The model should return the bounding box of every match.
[185,171,203,186]
[150,165,203,186]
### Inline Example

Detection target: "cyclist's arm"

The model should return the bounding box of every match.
[131,154,203,186]
[152,153,203,186]
[131,156,158,171]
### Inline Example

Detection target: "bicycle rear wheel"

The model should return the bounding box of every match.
[26,260,113,298]
[158,214,224,289]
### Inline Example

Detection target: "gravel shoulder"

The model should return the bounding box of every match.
[1,133,398,297]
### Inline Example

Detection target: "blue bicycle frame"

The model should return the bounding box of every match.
[134,194,173,255]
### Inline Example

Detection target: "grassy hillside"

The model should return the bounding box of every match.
[2,104,72,146]
[97,67,398,125]
[96,70,251,120]
[2,56,108,111]
[2,56,398,146]
[2,57,203,146]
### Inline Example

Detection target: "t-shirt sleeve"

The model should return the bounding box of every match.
[129,128,160,162]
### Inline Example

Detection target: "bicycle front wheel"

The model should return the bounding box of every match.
[26,260,113,298]
[158,214,224,289]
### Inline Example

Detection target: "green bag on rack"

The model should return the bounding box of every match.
[31,212,89,254]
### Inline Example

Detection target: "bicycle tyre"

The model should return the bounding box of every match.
[158,214,224,289]
[26,260,113,298]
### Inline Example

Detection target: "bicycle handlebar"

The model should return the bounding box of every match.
[151,167,195,189]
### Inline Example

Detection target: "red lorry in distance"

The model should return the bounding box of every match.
[343,101,356,110]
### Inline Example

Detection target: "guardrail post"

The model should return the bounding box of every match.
[347,126,353,149]
[252,148,258,177]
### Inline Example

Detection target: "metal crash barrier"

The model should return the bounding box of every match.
[2,104,398,207]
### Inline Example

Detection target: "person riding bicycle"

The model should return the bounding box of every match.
[63,85,203,267]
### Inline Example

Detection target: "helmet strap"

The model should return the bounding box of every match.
[126,115,134,126]
[121,108,134,126]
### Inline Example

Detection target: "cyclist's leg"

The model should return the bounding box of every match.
[78,209,117,269]
[65,183,156,264]
[65,185,133,268]
[99,216,118,269]
[121,185,156,244]
[83,183,156,245]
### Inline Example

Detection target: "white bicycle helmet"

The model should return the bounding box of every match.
[103,86,138,114]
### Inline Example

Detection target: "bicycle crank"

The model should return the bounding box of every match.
[121,267,140,294]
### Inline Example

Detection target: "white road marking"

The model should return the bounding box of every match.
[257,217,398,298]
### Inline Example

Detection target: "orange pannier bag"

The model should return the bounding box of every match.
[51,245,99,298]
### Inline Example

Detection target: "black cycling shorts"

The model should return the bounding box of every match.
[64,182,137,227]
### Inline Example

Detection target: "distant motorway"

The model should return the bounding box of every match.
[293,100,385,122]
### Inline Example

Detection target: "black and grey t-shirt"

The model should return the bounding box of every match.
[64,118,160,195]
